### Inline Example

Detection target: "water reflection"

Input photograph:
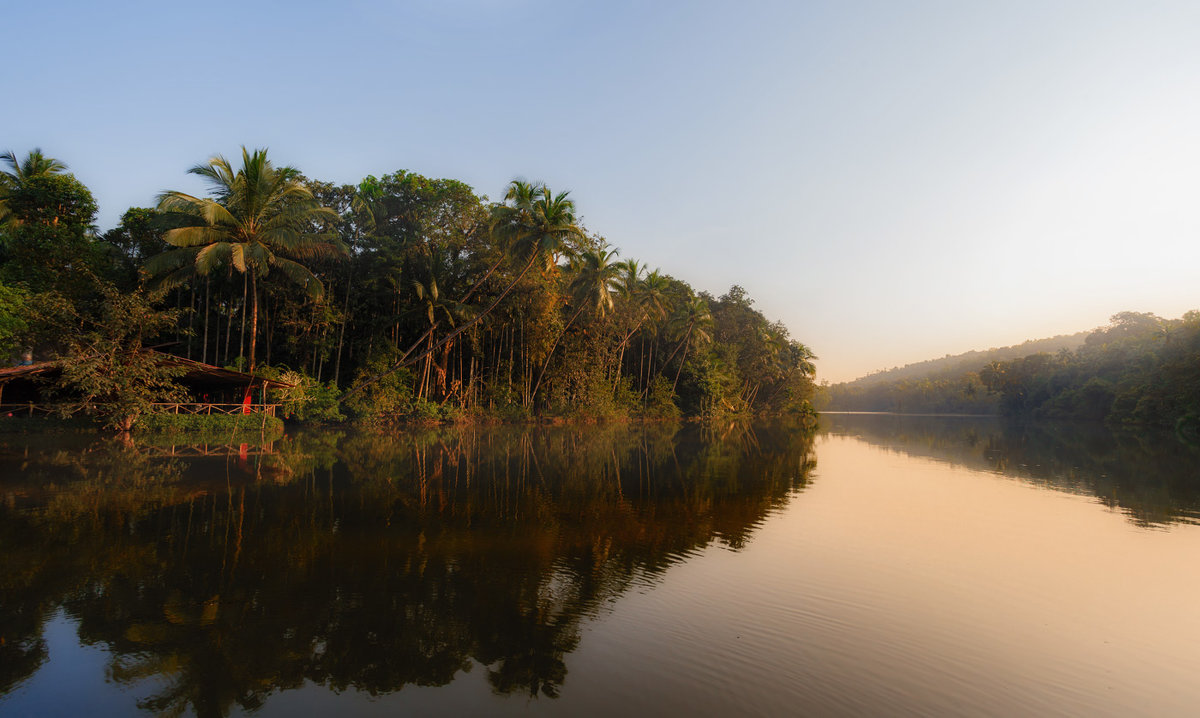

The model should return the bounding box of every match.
[820,413,1200,526]
[0,421,816,715]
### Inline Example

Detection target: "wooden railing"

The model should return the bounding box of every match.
[0,403,59,417]
[0,403,279,418]
[148,403,279,417]
[138,443,277,457]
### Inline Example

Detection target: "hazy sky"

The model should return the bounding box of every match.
[6,1,1199,381]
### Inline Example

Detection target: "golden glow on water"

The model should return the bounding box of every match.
[567,434,1200,716]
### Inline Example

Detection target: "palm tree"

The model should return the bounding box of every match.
[529,246,622,402]
[1,148,67,184]
[662,297,713,393]
[410,264,473,401]
[613,264,672,387]
[342,180,586,399]
[146,148,342,371]
[0,148,68,227]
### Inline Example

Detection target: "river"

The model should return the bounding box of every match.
[2,415,1198,716]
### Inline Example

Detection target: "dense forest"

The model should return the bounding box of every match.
[824,311,1200,435]
[0,148,817,427]
[822,333,1088,415]
[980,311,1200,430]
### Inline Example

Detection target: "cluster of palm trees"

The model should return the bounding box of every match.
[2,146,818,418]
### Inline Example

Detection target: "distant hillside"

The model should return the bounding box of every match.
[821,331,1091,414]
[844,332,1090,388]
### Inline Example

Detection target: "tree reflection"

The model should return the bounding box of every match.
[820,413,1200,526]
[0,420,816,714]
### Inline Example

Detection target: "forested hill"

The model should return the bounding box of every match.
[821,332,1090,414]
[844,333,1089,388]
[824,312,1200,434]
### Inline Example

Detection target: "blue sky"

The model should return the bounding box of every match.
[6,0,1200,381]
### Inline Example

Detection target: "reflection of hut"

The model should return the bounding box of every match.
[0,352,293,417]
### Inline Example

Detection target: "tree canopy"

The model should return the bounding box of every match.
[0,147,820,426]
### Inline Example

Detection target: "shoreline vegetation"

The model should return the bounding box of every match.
[0,147,818,432]
[822,311,1200,440]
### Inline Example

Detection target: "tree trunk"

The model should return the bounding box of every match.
[613,314,645,389]
[342,251,541,400]
[248,272,258,373]
[224,287,234,365]
[655,322,693,385]
[530,303,586,405]
[672,327,693,393]
[239,272,248,367]
[202,277,211,365]
[187,285,196,359]
[333,265,353,386]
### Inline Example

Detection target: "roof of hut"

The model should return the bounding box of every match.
[0,352,295,390]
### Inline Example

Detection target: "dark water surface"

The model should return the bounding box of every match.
[2,417,1199,716]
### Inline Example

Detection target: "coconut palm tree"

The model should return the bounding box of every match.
[529,246,622,403]
[146,148,343,371]
[1,148,67,185]
[613,264,673,385]
[663,297,713,393]
[0,148,69,227]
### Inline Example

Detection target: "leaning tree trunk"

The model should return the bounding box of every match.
[529,303,587,406]
[672,327,694,393]
[613,314,646,389]
[342,250,542,401]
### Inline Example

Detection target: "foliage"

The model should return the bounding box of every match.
[639,377,681,421]
[0,280,28,360]
[342,347,417,421]
[0,172,102,297]
[148,147,345,371]
[980,311,1200,427]
[0,148,70,228]
[47,287,188,431]
[135,412,285,439]
[97,207,174,289]
[823,371,996,414]
[260,367,345,423]
[6,147,820,424]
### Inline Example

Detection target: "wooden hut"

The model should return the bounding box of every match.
[0,352,293,417]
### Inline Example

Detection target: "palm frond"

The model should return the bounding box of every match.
[272,256,324,300]
[144,246,201,277]
[163,225,228,248]
[195,242,233,274]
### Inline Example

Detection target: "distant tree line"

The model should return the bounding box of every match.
[979,311,1200,432]
[824,311,1200,435]
[821,372,996,415]
[0,147,817,426]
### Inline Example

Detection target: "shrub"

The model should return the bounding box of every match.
[261,368,345,423]
[136,412,284,440]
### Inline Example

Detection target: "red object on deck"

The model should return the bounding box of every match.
[242,387,252,414]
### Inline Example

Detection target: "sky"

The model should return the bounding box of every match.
[5,0,1200,382]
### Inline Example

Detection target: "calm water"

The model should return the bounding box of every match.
[2,416,1200,717]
